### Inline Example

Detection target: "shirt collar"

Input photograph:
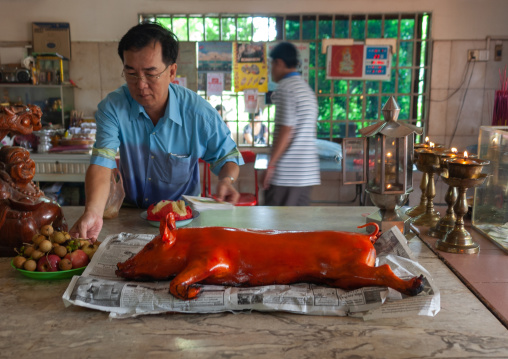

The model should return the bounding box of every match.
[282,71,300,79]
[128,84,183,126]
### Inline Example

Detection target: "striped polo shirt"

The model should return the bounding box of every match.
[271,73,321,187]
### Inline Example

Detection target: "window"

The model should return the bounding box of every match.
[140,13,431,145]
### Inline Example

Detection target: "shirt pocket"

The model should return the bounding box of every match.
[155,153,193,185]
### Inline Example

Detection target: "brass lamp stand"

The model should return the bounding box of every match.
[436,158,490,254]
[411,149,441,228]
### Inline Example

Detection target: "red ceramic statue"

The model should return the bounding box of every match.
[0,105,67,256]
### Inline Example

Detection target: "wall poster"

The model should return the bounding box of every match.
[233,42,268,93]
[327,44,364,79]
[206,73,224,96]
[198,42,232,73]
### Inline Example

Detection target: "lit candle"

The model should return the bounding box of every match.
[436,147,459,163]
[415,136,431,150]
[385,151,396,181]
[447,151,489,179]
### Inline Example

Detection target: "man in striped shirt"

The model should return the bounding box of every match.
[263,42,321,206]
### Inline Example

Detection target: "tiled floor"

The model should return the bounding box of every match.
[413,207,508,328]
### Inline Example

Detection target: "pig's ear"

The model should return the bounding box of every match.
[160,212,177,246]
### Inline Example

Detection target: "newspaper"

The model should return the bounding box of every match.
[62,226,440,320]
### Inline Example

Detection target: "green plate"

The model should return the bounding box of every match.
[11,261,86,280]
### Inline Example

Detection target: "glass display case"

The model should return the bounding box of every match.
[472,126,508,254]
[0,84,74,127]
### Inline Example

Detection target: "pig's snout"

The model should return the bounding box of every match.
[116,261,136,279]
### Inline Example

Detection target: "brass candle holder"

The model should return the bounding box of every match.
[428,149,460,238]
[406,142,443,218]
[411,148,442,228]
[436,157,490,254]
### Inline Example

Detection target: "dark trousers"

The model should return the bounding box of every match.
[264,185,313,206]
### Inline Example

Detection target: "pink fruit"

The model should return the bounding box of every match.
[37,254,61,272]
[64,249,89,269]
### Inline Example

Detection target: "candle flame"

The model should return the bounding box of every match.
[430,142,435,148]
[451,147,457,153]
[386,152,392,158]
[387,184,392,189]
[464,151,468,158]
[425,136,429,143]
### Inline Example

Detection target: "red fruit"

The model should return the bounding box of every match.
[64,249,89,269]
[37,254,61,272]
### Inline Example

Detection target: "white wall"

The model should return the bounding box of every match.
[1,0,508,42]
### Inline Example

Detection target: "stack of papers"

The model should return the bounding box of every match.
[182,195,234,212]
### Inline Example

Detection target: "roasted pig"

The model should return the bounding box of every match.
[116,213,424,300]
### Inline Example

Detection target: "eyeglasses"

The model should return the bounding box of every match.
[121,64,170,83]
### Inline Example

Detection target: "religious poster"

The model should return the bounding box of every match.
[326,44,364,79]
[267,42,310,91]
[198,42,232,73]
[233,42,268,93]
[206,73,224,96]
[175,42,198,91]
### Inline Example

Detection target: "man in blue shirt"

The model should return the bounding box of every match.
[70,23,243,241]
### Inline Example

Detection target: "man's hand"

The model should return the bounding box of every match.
[262,166,276,190]
[215,178,240,204]
[215,161,240,204]
[69,210,103,243]
[69,164,111,242]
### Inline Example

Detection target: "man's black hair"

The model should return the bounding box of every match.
[269,42,299,68]
[118,22,179,66]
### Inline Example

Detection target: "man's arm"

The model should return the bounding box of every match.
[69,164,112,241]
[215,161,240,204]
[263,125,293,189]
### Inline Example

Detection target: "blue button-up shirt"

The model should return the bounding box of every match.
[91,83,243,208]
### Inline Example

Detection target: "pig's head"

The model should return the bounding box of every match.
[0,105,43,141]
[115,213,185,281]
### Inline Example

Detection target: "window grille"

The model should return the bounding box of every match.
[139,13,431,146]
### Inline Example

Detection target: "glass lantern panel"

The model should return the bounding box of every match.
[367,136,383,192]
[385,137,408,193]
[342,138,366,185]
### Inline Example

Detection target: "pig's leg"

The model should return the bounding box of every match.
[169,260,223,300]
[334,264,424,296]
